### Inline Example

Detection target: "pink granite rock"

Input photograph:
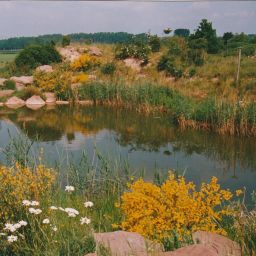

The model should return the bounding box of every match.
[36,65,53,73]
[10,76,33,85]
[5,96,25,109]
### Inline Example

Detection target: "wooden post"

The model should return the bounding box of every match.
[236,47,242,84]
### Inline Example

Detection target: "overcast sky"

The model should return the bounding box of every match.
[0,1,255,39]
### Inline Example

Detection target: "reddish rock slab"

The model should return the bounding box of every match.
[5,96,25,109]
[26,95,45,110]
[0,102,4,107]
[89,46,102,56]
[44,92,56,104]
[10,76,33,85]
[77,100,94,106]
[124,58,143,72]
[0,89,15,98]
[192,231,241,256]
[56,100,69,105]
[0,78,7,86]
[36,65,53,73]
[94,231,163,256]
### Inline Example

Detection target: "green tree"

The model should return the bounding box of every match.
[174,29,190,37]
[149,35,161,52]
[62,35,71,47]
[190,19,220,54]
[222,32,234,45]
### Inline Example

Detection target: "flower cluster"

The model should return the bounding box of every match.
[118,174,235,241]
[70,54,99,71]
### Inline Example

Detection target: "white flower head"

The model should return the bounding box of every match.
[64,208,79,217]
[29,208,42,215]
[13,223,21,229]
[58,207,65,211]
[52,226,58,232]
[50,206,58,210]
[80,217,91,225]
[22,200,31,206]
[0,233,7,236]
[65,186,75,192]
[4,223,16,233]
[84,201,94,208]
[7,235,18,243]
[30,201,39,206]
[19,220,28,226]
[42,218,50,224]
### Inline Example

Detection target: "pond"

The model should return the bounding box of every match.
[0,105,255,202]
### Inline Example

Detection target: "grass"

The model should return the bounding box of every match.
[0,52,17,69]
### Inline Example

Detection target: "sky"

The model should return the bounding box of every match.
[0,1,255,39]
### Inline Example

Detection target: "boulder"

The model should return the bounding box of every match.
[56,100,69,105]
[93,231,163,256]
[124,58,143,72]
[58,47,81,62]
[89,46,102,56]
[77,100,94,106]
[0,78,7,86]
[0,102,4,107]
[5,96,25,109]
[36,65,53,73]
[0,90,15,98]
[44,92,56,104]
[26,95,45,110]
[15,82,25,91]
[10,76,33,85]
[193,231,241,256]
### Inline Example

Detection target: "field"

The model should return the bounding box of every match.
[0,52,17,68]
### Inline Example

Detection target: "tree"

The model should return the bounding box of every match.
[149,35,161,52]
[222,32,233,45]
[174,29,190,37]
[190,19,220,54]
[62,35,71,47]
[163,28,172,35]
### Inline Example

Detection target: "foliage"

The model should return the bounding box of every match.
[14,86,43,100]
[174,29,190,37]
[157,55,183,78]
[62,35,71,47]
[222,32,234,45]
[149,35,161,52]
[190,19,220,54]
[3,79,16,90]
[14,44,61,73]
[70,54,100,72]
[0,164,55,222]
[74,73,89,83]
[101,62,116,75]
[188,38,207,66]
[163,28,172,35]
[118,174,234,242]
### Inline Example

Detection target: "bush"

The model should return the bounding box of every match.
[62,35,71,47]
[3,79,16,90]
[188,68,196,77]
[118,174,234,242]
[15,44,61,72]
[157,55,183,78]
[14,86,43,100]
[101,63,116,75]
[70,54,99,72]
[149,35,161,52]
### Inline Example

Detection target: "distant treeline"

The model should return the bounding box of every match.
[0,32,147,50]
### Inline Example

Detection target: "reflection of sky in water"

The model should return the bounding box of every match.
[0,107,256,204]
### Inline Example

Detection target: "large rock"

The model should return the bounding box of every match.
[10,76,33,85]
[56,100,69,105]
[124,58,143,72]
[58,47,81,62]
[44,92,56,104]
[89,46,102,56]
[36,65,53,73]
[193,231,241,256]
[0,78,7,86]
[0,90,15,98]
[5,96,25,109]
[93,231,163,256]
[26,95,45,110]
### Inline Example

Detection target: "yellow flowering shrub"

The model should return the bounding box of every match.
[0,164,55,221]
[74,73,89,83]
[70,54,100,71]
[118,174,233,241]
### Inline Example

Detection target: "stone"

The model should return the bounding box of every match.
[192,231,241,256]
[89,46,102,56]
[15,82,25,91]
[10,76,33,85]
[56,100,69,105]
[0,90,15,98]
[77,100,94,106]
[0,78,7,86]
[0,102,4,107]
[26,95,45,110]
[44,92,56,104]
[88,74,97,80]
[58,46,81,62]
[36,65,53,73]
[5,96,25,109]
[93,231,163,256]
[124,58,143,72]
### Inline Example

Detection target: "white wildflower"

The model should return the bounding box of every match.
[22,200,31,206]
[52,226,57,232]
[80,217,91,225]
[65,186,75,192]
[58,207,65,211]
[30,201,39,206]
[29,208,42,215]
[4,223,16,233]
[19,220,28,226]
[0,233,6,236]
[84,201,94,208]
[50,206,58,210]
[7,235,18,243]
[42,218,50,224]
[13,223,21,229]
[64,208,79,217]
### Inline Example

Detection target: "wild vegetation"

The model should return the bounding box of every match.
[0,135,255,255]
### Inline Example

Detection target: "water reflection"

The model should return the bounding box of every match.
[0,105,255,198]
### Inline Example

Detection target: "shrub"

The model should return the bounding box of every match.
[0,164,55,222]
[3,79,16,90]
[74,73,89,83]
[70,54,99,71]
[14,86,43,100]
[149,35,161,52]
[15,44,61,72]
[188,68,196,77]
[118,174,234,242]
[157,55,183,78]
[62,35,71,47]
[101,63,116,75]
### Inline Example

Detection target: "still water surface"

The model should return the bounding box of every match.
[0,105,255,200]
